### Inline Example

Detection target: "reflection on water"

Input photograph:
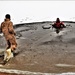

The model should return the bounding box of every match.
[55,64,75,67]
[0,68,75,75]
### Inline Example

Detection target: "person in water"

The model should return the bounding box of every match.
[52,18,65,29]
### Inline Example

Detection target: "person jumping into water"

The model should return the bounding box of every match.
[0,14,17,61]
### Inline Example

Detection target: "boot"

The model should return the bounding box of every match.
[4,48,14,62]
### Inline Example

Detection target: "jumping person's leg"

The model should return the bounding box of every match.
[6,40,11,49]
[4,40,12,61]
[7,36,17,55]
[4,39,16,61]
[10,38,17,51]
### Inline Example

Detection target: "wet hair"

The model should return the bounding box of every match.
[5,14,11,19]
[56,18,60,23]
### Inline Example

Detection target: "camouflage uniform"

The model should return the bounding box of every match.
[1,19,17,51]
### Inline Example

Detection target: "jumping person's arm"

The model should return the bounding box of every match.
[8,22,16,35]
[0,25,2,33]
[0,22,3,33]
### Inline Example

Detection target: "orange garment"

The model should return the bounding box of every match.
[1,19,17,50]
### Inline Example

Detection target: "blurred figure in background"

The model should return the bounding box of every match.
[52,18,65,29]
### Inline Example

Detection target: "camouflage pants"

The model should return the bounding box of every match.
[6,37,17,51]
